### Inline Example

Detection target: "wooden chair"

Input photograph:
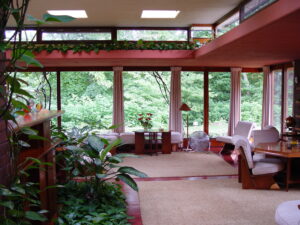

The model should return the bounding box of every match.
[144,132,159,155]
[235,136,284,189]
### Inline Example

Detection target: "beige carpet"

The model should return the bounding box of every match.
[138,178,300,225]
[120,152,237,177]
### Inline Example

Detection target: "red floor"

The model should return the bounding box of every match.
[124,142,238,225]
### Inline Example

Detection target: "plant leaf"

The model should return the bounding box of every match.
[65,146,83,152]
[115,153,140,158]
[107,156,123,163]
[88,135,104,151]
[27,15,46,25]
[20,54,43,68]
[18,140,30,148]
[100,138,121,161]
[25,211,47,221]
[96,173,108,179]
[117,174,138,191]
[28,135,48,141]
[118,166,147,178]
[11,99,29,110]
[21,127,38,136]
[0,201,14,210]
[43,13,75,23]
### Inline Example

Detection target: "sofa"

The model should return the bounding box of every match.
[98,131,183,151]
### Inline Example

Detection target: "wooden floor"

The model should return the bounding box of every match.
[124,141,237,225]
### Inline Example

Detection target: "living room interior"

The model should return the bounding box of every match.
[1,0,300,224]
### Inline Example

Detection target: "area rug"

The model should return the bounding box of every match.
[138,178,300,225]
[120,152,237,177]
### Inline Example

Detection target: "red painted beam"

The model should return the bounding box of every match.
[194,0,300,67]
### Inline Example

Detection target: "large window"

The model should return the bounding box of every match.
[5,30,37,41]
[272,70,283,132]
[42,32,111,41]
[216,12,239,37]
[117,30,187,41]
[16,72,57,110]
[181,72,204,135]
[241,73,263,128]
[60,71,113,131]
[123,71,171,131]
[286,68,294,117]
[209,72,231,136]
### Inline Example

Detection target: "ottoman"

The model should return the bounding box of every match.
[275,200,300,225]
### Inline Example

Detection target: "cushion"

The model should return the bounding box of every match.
[234,121,255,139]
[120,132,135,144]
[252,161,284,175]
[216,136,233,144]
[234,136,254,169]
[253,153,282,164]
[98,135,118,144]
[252,126,279,147]
[275,200,300,225]
[171,132,183,144]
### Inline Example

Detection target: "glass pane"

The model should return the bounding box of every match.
[42,32,111,41]
[241,0,276,21]
[216,12,239,37]
[287,68,294,117]
[273,70,282,132]
[209,72,231,137]
[60,71,113,132]
[15,72,57,112]
[241,73,263,129]
[5,30,37,41]
[181,72,204,137]
[191,26,213,38]
[117,30,187,41]
[123,71,171,131]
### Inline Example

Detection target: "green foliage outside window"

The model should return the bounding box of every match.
[16,71,263,136]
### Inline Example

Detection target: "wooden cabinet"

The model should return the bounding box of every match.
[15,110,63,223]
[134,131,171,154]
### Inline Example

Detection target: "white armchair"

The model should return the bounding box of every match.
[252,126,281,162]
[216,121,255,154]
[234,136,284,189]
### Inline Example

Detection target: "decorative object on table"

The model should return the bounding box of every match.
[179,103,192,150]
[190,131,210,152]
[35,103,43,112]
[138,113,153,130]
[285,116,296,132]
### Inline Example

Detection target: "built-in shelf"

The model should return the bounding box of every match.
[14,110,64,223]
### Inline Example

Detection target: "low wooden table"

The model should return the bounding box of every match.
[134,130,171,155]
[254,141,300,191]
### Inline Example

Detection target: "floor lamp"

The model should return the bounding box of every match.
[179,103,191,150]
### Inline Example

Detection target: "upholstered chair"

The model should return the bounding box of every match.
[216,121,255,154]
[234,136,284,189]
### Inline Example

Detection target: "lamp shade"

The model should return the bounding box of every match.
[179,103,191,111]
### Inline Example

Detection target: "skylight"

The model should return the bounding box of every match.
[141,10,180,19]
[47,10,88,18]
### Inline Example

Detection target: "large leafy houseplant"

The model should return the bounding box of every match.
[55,130,147,224]
[57,133,147,191]
[0,158,55,224]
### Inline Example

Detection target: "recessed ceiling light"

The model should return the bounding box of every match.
[47,10,88,18]
[141,10,180,19]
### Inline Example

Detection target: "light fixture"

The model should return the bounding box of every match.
[141,10,180,19]
[179,103,192,151]
[47,10,88,18]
